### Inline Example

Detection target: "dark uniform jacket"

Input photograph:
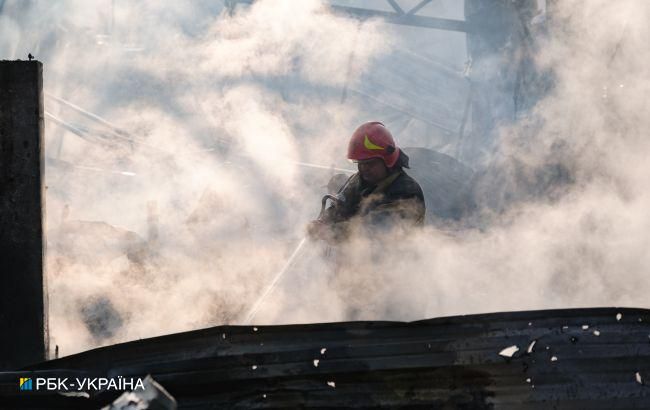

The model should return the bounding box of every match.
[320,169,426,238]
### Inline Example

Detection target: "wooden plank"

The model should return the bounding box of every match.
[0,60,47,370]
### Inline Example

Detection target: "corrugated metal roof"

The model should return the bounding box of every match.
[2,307,649,408]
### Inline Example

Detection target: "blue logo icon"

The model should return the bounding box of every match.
[20,378,33,391]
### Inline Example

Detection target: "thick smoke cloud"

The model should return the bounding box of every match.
[2,0,648,358]
[366,1,650,320]
[3,0,390,356]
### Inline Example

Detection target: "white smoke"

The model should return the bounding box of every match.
[0,0,389,356]
[2,0,649,358]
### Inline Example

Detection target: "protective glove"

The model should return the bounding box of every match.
[306,219,337,243]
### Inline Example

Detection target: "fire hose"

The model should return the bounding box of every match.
[243,180,351,324]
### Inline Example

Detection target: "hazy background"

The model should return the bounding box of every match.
[1,0,649,358]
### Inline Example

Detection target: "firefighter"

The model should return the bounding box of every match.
[308,121,425,242]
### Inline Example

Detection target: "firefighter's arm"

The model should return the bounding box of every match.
[307,202,352,243]
[363,197,425,228]
[306,217,351,244]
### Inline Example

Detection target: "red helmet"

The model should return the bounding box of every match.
[347,122,399,168]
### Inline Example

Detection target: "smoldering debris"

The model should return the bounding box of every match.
[48,219,147,267]
[402,147,475,222]
[468,141,576,216]
[80,296,124,341]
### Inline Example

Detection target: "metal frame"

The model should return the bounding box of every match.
[227,0,467,31]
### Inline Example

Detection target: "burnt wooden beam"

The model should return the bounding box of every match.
[0,60,48,370]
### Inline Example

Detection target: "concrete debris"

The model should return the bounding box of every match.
[499,345,519,358]
[102,375,176,410]
[527,340,536,354]
[58,391,89,398]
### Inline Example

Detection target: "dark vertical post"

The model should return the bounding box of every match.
[0,60,48,370]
